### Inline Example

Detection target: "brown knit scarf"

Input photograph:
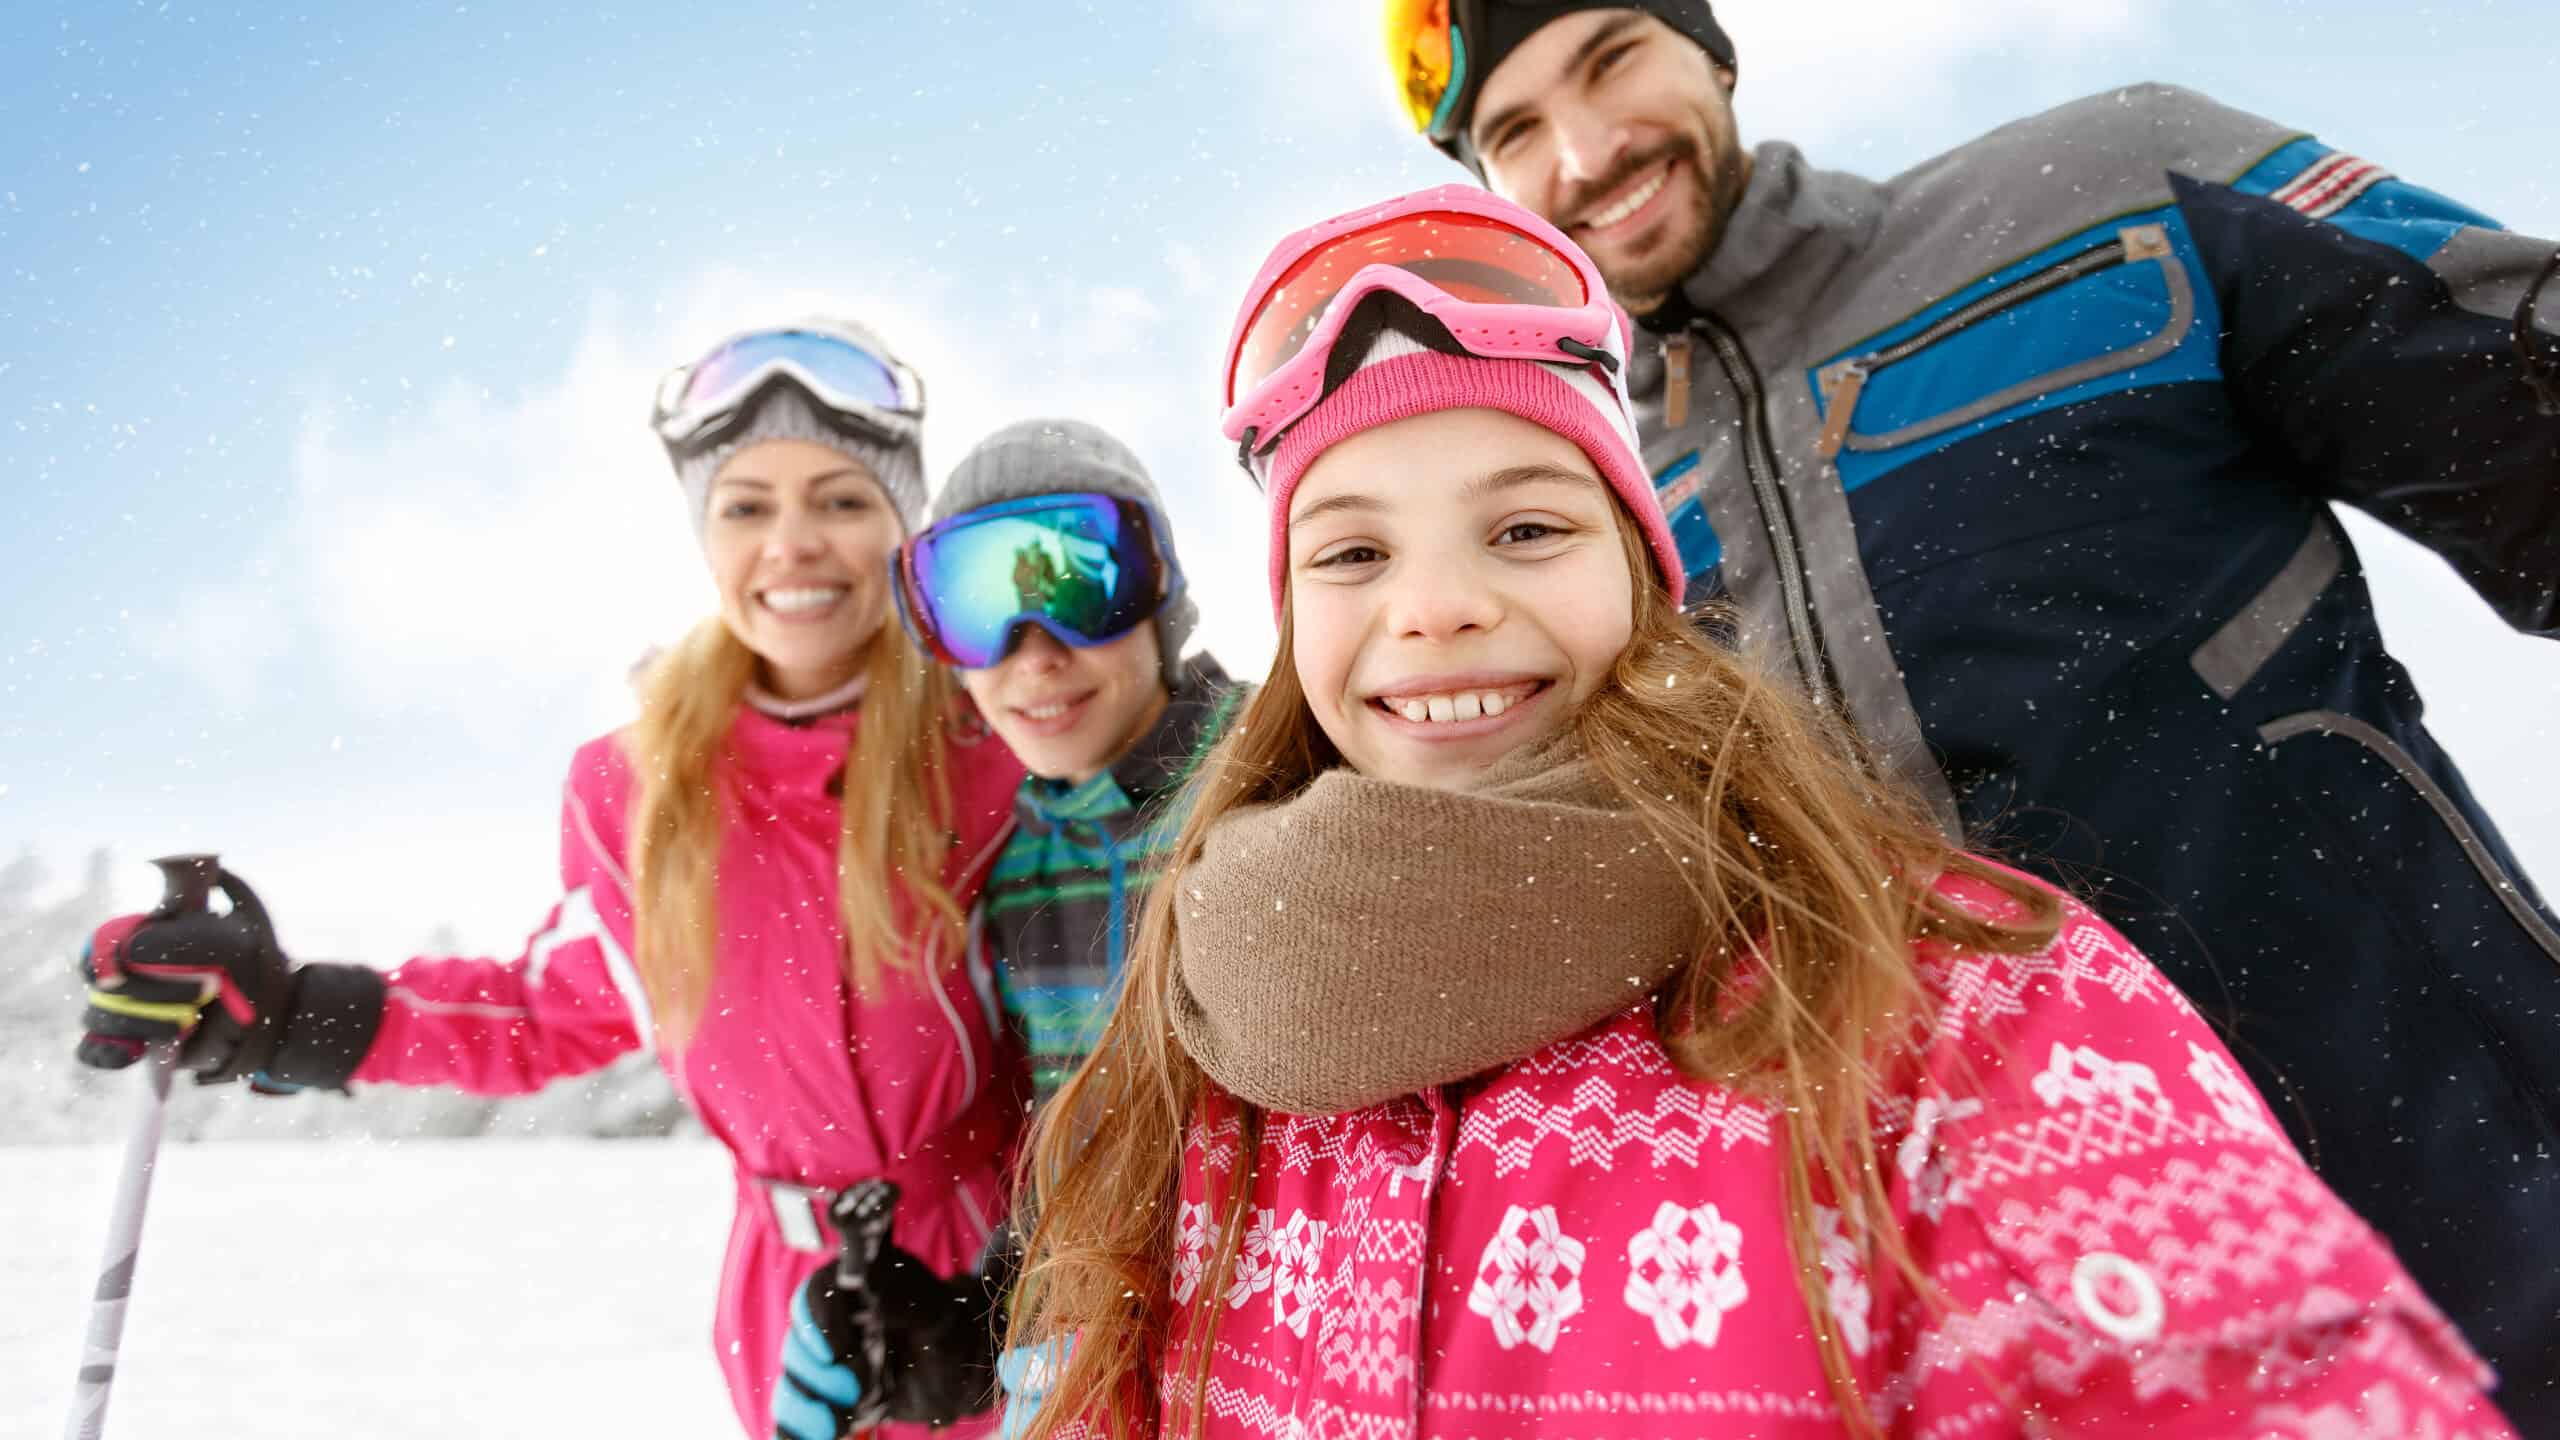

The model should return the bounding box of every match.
[1166,739,1703,1116]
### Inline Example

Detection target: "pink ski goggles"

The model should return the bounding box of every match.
[1219,184,1627,477]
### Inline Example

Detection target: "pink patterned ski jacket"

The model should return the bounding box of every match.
[352,702,1026,1437]
[1115,872,2515,1438]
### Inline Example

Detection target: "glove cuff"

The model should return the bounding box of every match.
[263,962,387,1090]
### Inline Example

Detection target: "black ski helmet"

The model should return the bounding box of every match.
[1411,1,1737,175]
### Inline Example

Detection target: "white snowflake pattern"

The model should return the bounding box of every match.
[1171,1200,1212,1304]
[2031,1042,2167,1111]
[1812,1205,1872,1358]
[2185,1042,2273,1137]
[1269,1211,1331,1338]
[1224,1205,1279,1309]
[1466,1204,1587,1353]
[1623,1201,1750,1349]
[1895,1094,1984,1222]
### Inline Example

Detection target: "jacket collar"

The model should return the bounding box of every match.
[1641,140,1885,336]
[744,671,869,721]
[1015,653,1240,837]
[725,699,861,795]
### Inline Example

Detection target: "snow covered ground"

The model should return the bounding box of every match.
[2,1139,738,1438]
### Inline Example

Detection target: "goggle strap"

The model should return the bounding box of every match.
[1428,19,1470,138]
[666,370,913,456]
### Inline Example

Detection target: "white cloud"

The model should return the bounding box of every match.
[1065,284,1169,362]
[1728,0,2149,154]
[1166,240,1217,300]
[140,261,1284,750]
[133,572,293,711]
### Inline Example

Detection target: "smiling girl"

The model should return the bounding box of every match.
[996,195,2514,1437]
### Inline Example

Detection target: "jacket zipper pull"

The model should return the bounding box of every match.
[1663,332,1692,430]
[1814,358,1870,461]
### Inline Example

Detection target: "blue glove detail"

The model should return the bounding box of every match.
[774,1285,864,1440]
[772,1380,839,1440]
[786,1285,865,1406]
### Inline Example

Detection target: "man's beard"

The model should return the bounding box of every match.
[1569,130,1746,315]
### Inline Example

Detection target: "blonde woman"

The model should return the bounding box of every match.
[73,319,1027,1438]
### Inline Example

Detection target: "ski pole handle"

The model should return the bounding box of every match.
[64,854,219,1440]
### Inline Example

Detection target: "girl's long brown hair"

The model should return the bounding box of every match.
[622,604,964,1047]
[1007,507,2061,1436]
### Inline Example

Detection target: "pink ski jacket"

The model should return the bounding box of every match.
[352,701,1026,1437]
[1102,873,2516,1437]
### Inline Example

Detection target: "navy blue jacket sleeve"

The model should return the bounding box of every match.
[2173,149,2560,637]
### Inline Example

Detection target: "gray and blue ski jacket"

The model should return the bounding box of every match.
[1632,83,2560,1421]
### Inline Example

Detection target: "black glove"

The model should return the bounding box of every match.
[75,867,383,1089]
[775,1181,1012,1438]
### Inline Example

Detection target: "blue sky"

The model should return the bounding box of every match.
[5,0,2555,959]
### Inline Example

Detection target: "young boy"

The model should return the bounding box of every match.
[772,418,1240,1440]
[925,416,1241,1106]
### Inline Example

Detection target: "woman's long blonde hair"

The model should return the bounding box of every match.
[1008,512,2061,1436]
[621,608,964,1047]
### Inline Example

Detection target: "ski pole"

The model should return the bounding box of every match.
[64,853,220,1440]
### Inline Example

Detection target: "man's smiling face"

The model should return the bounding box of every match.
[1468,9,1751,314]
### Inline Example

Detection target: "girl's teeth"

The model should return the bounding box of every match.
[1023,700,1072,720]
[1385,689,1527,725]
[764,586,846,614]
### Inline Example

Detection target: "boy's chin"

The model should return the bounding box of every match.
[1008,736,1118,786]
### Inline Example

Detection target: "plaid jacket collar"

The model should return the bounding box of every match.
[1014,653,1239,839]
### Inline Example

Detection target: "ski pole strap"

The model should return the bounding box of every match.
[82,989,206,1027]
[759,1180,839,1254]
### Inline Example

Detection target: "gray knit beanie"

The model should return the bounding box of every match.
[932,417,1199,684]
[669,317,927,536]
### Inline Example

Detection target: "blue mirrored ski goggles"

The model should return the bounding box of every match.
[895,492,1180,670]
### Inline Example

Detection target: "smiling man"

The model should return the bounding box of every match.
[1383,0,2560,1424]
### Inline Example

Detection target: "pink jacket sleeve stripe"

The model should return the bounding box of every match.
[523,883,654,1051]
[352,887,645,1095]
